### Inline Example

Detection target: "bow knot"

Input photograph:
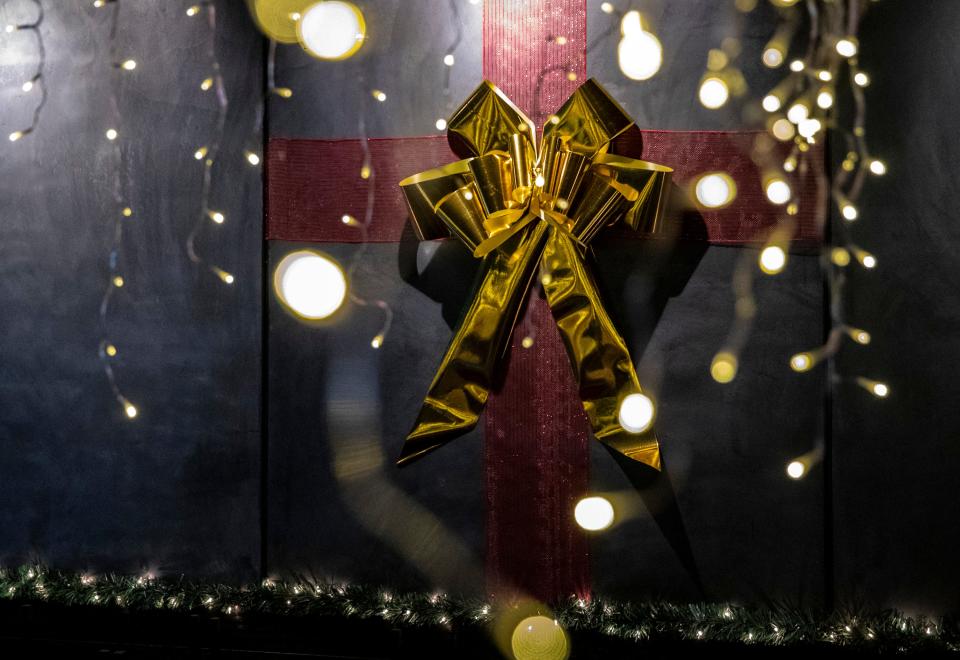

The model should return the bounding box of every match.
[397,79,673,469]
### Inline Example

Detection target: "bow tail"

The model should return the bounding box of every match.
[398,221,550,466]
[539,227,661,470]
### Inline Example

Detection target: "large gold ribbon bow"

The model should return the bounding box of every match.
[398,79,672,470]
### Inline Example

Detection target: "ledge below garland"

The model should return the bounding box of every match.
[0,566,957,657]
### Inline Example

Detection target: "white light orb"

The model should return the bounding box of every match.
[835,37,858,58]
[435,118,447,131]
[759,246,786,274]
[273,250,347,320]
[698,77,729,109]
[786,102,809,124]
[511,615,569,660]
[786,460,805,479]
[618,393,655,434]
[762,47,784,68]
[617,13,662,82]
[762,94,781,112]
[574,497,615,531]
[817,90,834,109]
[869,160,887,175]
[298,1,365,61]
[765,178,792,205]
[872,383,889,398]
[694,172,736,208]
[861,254,877,269]
[798,118,822,139]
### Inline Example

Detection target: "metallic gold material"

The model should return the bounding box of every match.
[397,80,672,469]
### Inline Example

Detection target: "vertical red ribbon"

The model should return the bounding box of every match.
[483,0,592,603]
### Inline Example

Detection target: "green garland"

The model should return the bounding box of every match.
[1,565,956,654]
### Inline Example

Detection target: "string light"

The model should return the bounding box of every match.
[835,37,858,57]
[764,177,792,205]
[273,250,347,320]
[4,0,46,146]
[762,94,781,112]
[698,76,730,109]
[617,11,662,81]
[759,245,787,275]
[856,377,889,399]
[574,497,615,531]
[694,172,737,208]
[297,1,366,61]
[868,159,886,175]
[245,151,260,166]
[105,128,118,140]
[710,351,738,383]
[184,2,238,286]
[617,393,655,434]
[119,58,136,70]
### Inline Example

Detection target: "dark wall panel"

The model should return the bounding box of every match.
[0,1,262,580]
[833,0,960,615]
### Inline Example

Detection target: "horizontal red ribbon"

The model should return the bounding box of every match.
[266,133,823,249]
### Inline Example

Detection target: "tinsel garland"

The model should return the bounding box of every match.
[1,565,957,654]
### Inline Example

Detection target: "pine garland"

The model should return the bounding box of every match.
[1,565,957,654]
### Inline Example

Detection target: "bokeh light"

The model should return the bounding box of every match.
[574,497,615,531]
[273,250,348,320]
[618,393,655,434]
[618,11,662,81]
[298,1,366,61]
[694,172,737,208]
[511,616,570,660]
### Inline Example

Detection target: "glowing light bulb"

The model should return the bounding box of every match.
[113,276,124,288]
[854,72,870,87]
[759,245,787,275]
[4,24,14,33]
[698,77,729,109]
[771,118,795,141]
[298,1,366,61]
[618,393,655,434]
[872,383,889,397]
[371,334,384,349]
[574,496,615,531]
[9,131,24,142]
[783,155,797,172]
[790,352,814,372]
[435,118,447,131]
[869,159,887,175]
[122,207,133,217]
[92,0,105,7]
[274,87,293,98]
[835,37,858,58]
[762,47,784,68]
[120,59,137,71]
[105,344,118,357]
[617,12,663,81]
[831,247,851,267]
[511,616,569,660]
[212,267,234,284]
[601,2,614,12]
[817,70,832,82]
[694,172,736,208]
[521,336,534,349]
[105,128,118,140]
[786,461,805,479]
[762,94,781,112]
[245,151,261,166]
[841,203,858,221]
[765,178,792,205]
[200,77,213,91]
[124,402,138,419]
[534,174,546,187]
[341,214,359,226]
[798,118,822,139]
[847,328,871,345]
[789,59,805,72]
[273,250,348,320]
[207,211,225,224]
[22,80,34,92]
[786,102,809,124]
[186,5,201,16]
[372,89,387,102]
[443,53,455,66]
[817,90,834,109]
[194,147,208,160]
[710,352,738,383]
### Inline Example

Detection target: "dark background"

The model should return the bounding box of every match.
[0,0,957,618]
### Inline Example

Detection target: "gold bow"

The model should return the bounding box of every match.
[398,79,672,470]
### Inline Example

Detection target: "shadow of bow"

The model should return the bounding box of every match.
[397,129,711,596]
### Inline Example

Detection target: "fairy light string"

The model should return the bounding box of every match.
[94,0,138,420]
[185,1,235,286]
[5,0,46,142]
